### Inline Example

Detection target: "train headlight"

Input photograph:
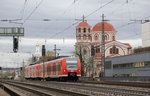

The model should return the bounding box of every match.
[64,70,66,72]
[78,70,80,72]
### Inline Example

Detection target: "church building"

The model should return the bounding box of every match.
[75,20,132,77]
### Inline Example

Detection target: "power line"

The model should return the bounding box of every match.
[49,21,79,39]
[20,0,27,20]
[109,0,127,15]
[23,0,44,24]
[49,0,115,39]
[61,0,81,16]
[85,0,115,18]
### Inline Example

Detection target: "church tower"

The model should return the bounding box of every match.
[76,16,91,43]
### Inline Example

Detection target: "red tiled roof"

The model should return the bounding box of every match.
[77,22,91,27]
[124,43,132,48]
[91,21,116,32]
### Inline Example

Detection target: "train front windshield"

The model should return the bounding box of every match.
[65,57,78,70]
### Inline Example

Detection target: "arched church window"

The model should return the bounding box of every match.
[88,28,90,32]
[113,46,116,54]
[95,35,98,41]
[83,35,86,40]
[104,35,107,40]
[78,35,81,40]
[78,28,81,32]
[116,48,119,54]
[96,48,100,53]
[110,48,112,54]
[88,35,91,41]
[83,28,86,33]
[83,49,87,55]
[112,36,115,41]
[110,46,119,54]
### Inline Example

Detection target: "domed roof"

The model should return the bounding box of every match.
[77,21,91,27]
[91,21,116,32]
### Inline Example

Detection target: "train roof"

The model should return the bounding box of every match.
[27,56,79,67]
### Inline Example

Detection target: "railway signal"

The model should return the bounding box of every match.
[42,45,46,57]
[0,27,24,52]
[13,36,19,53]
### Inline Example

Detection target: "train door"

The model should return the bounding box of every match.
[58,62,61,76]
[56,62,58,76]
[53,63,56,76]
[46,63,49,76]
[45,63,47,78]
[48,63,51,76]
[50,63,53,76]
[30,66,32,78]
[39,64,42,78]
[33,66,35,77]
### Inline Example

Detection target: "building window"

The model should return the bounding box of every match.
[83,28,86,33]
[88,35,91,41]
[104,35,107,40]
[83,35,86,40]
[112,36,115,41]
[95,35,98,41]
[110,48,112,54]
[113,61,150,69]
[96,48,100,53]
[110,46,119,54]
[78,28,81,32]
[88,28,90,32]
[83,49,87,55]
[78,35,81,40]
[116,48,119,54]
[113,46,116,54]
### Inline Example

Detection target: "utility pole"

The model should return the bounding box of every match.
[42,45,46,81]
[54,44,60,58]
[22,60,24,81]
[21,60,24,81]
[101,14,107,77]
[91,45,95,79]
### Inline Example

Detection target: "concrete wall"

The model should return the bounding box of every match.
[142,22,150,47]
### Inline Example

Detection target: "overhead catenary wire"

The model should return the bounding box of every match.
[48,0,115,39]
[23,0,44,24]
[20,0,28,20]
[85,0,115,18]
[108,0,128,15]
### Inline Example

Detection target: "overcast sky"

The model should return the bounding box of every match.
[0,0,150,67]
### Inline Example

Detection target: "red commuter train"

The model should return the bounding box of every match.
[24,57,81,81]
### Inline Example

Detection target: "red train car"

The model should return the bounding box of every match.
[24,57,81,81]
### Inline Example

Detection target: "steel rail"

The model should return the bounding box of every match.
[2,80,88,96]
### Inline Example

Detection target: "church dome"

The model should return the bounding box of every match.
[91,21,116,32]
[77,22,91,27]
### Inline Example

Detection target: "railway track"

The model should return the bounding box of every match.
[43,81,150,96]
[5,80,150,96]
[78,80,150,88]
[0,80,88,96]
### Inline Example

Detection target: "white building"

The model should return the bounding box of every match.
[35,43,41,61]
[75,21,132,77]
[142,21,150,47]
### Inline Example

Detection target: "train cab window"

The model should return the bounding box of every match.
[65,58,78,70]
